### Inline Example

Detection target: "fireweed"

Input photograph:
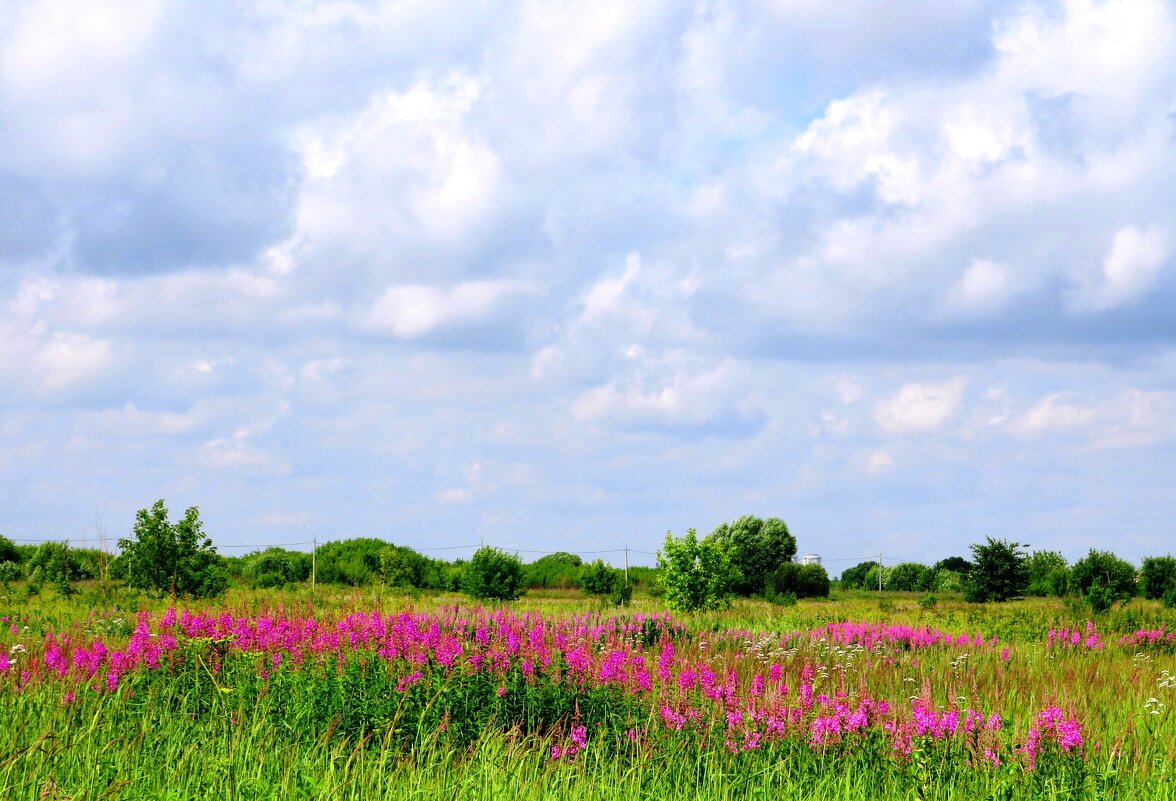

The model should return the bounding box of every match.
[0,606,1094,777]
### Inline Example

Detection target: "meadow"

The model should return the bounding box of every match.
[2,585,1174,800]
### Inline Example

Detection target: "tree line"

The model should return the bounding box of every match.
[4,504,1174,614]
[837,538,1176,612]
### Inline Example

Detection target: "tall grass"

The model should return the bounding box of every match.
[1,586,1174,800]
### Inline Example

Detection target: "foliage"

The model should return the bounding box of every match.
[240,547,312,589]
[934,556,973,575]
[1068,550,1137,608]
[765,562,830,601]
[0,561,20,583]
[1025,551,1070,597]
[462,547,526,601]
[885,562,932,592]
[116,501,228,598]
[525,552,583,590]
[379,545,433,588]
[27,542,101,583]
[932,570,965,594]
[1139,556,1176,601]
[0,534,19,565]
[839,561,877,590]
[708,516,796,597]
[579,559,620,596]
[657,529,734,612]
[315,538,387,586]
[965,538,1028,603]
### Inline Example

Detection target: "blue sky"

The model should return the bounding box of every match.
[1,0,1174,569]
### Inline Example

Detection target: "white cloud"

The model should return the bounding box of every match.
[363,280,526,338]
[866,450,895,474]
[1012,393,1096,435]
[874,378,968,434]
[1068,225,1168,312]
[942,259,1015,315]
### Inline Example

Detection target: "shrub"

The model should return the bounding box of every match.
[708,516,796,597]
[1068,550,1136,605]
[1140,556,1176,601]
[965,538,1028,603]
[658,529,735,612]
[766,563,830,600]
[117,501,228,599]
[462,547,526,601]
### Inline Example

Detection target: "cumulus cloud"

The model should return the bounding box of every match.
[1068,225,1168,312]
[1,0,1174,561]
[874,378,968,434]
[363,280,528,339]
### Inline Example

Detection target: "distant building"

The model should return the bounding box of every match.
[797,554,822,566]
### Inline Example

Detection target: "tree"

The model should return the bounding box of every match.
[766,562,830,600]
[709,516,796,596]
[315,538,388,586]
[0,534,19,566]
[658,529,735,612]
[1069,550,1136,611]
[1025,550,1069,597]
[1140,556,1176,601]
[462,546,526,601]
[887,562,932,592]
[934,556,973,576]
[839,561,876,590]
[965,538,1028,603]
[117,500,228,598]
[525,552,583,589]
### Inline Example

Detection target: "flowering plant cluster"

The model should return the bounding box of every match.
[1,607,1087,774]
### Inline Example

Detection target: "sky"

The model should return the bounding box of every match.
[1,0,1174,570]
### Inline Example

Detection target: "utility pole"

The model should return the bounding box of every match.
[312,537,317,591]
[878,552,883,592]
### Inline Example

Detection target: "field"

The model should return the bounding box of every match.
[2,586,1175,800]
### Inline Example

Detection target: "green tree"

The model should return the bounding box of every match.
[839,561,876,590]
[579,559,619,595]
[657,529,735,612]
[886,562,932,592]
[965,538,1028,603]
[1025,550,1069,597]
[0,534,19,566]
[117,500,228,598]
[766,562,830,600]
[462,546,526,601]
[1069,550,1136,610]
[1140,556,1176,601]
[934,556,973,576]
[709,516,796,596]
[524,552,583,589]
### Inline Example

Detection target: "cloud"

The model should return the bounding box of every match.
[363,280,528,339]
[874,378,968,434]
[1068,225,1168,312]
[866,450,895,474]
[1012,393,1097,436]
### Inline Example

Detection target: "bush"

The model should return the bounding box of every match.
[766,563,830,600]
[579,559,620,596]
[0,561,20,583]
[658,529,734,613]
[709,516,796,597]
[1069,549,1136,605]
[1025,551,1070,597]
[1140,556,1176,601]
[887,562,931,592]
[524,552,583,589]
[117,501,229,599]
[462,547,526,601]
[965,538,1028,603]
